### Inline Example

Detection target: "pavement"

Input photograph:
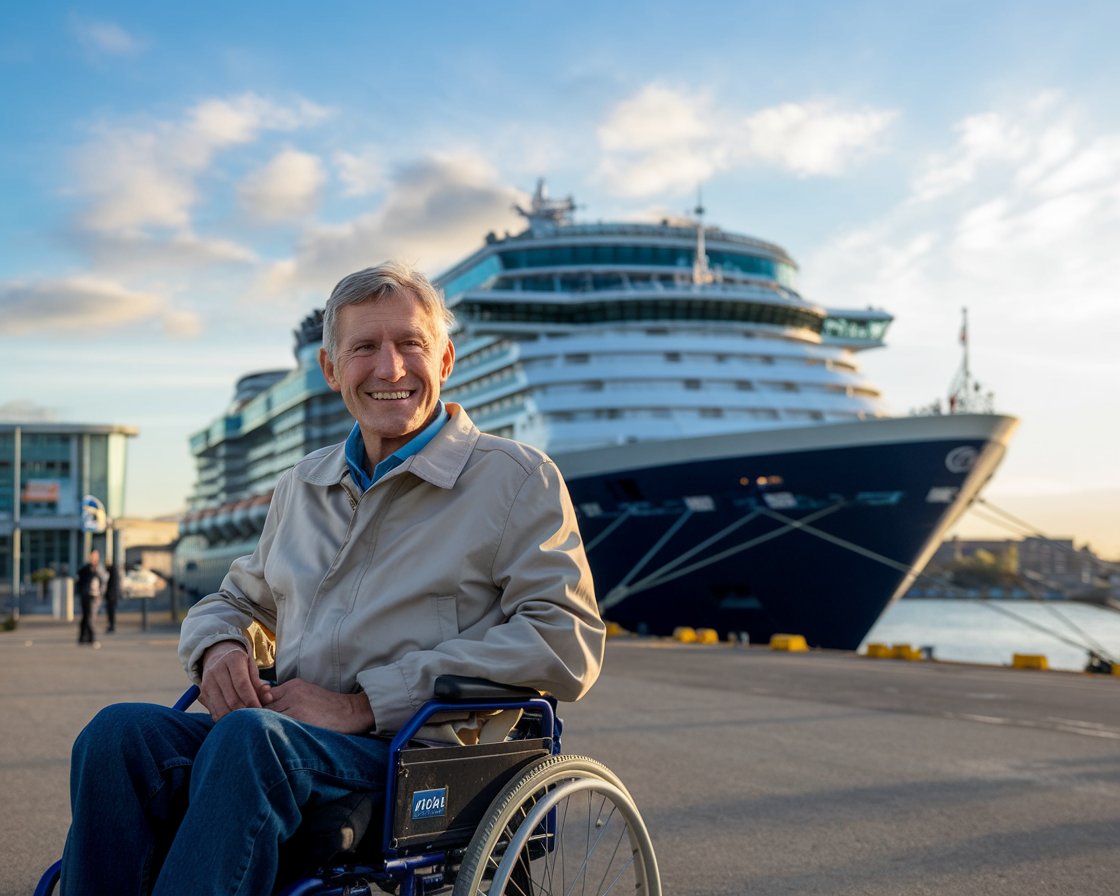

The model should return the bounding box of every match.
[1,611,187,896]
[3,613,1119,895]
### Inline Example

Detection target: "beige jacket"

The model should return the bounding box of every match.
[178,404,604,734]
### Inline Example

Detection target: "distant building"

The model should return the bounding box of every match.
[0,422,138,598]
[176,349,350,600]
[911,535,1109,599]
[116,515,180,579]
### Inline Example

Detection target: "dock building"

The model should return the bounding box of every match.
[1,422,137,604]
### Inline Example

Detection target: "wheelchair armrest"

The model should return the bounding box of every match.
[433,675,544,702]
[172,685,201,712]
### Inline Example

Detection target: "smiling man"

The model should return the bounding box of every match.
[321,268,456,471]
[60,262,605,896]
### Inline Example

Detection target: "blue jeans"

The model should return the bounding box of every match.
[60,702,390,895]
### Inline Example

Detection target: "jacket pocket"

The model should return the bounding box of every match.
[434,594,460,642]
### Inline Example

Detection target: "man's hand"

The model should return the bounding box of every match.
[264,678,375,734]
[199,641,270,721]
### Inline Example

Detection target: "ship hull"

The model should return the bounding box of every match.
[554,413,1018,649]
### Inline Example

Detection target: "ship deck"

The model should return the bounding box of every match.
[3,615,1117,895]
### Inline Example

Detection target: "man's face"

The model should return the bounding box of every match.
[89,550,100,565]
[319,290,454,462]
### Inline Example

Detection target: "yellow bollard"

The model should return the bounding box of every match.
[695,627,719,644]
[770,633,809,652]
[891,644,923,661]
[1011,653,1049,670]
[865,643,892,659]
[673,626,698,643]
[604,620,627,638]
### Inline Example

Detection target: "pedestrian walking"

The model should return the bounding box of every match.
[75,549,106,645]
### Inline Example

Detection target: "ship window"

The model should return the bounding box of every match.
[454,298,823,332]
[666,352,681,362]
[684,380,701,390]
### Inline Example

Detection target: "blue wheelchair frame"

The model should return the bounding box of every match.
[35,679,560,896]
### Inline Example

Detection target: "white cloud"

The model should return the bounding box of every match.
[74,93,332,234]
[597,85,897,198]
[70,15,144,56]
[814,91,1120,313]
[806,91,1120,498]
[0,276,169,335]
[926,101,1120,322]
[76,230,258,273]
[159,307,204,338]
[239,148,326,221]
[256,153,526,298]
[598,84,716,152]
[335,149,385,197]
[910,112,1030,202]
[738,102,898,177]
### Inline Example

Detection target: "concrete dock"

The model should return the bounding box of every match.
[3,613,1118,895]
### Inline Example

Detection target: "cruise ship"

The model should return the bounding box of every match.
[176,182,1017,650]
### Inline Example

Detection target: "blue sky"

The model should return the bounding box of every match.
[2,2,1119,556]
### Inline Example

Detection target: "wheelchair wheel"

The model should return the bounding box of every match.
[452,754,660,896]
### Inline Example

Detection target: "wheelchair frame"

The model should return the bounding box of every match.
[35,676,660,896]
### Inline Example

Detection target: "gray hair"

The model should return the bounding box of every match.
[322,261,456,362]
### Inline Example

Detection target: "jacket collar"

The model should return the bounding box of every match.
[295,403,479,491]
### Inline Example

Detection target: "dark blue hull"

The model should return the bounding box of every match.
[557,414,1017,650]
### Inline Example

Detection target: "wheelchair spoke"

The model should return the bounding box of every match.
[557,790,634,896]
[454,755,660,896]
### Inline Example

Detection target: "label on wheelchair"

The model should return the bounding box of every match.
[411,787,448,820]
[392,738,550,850]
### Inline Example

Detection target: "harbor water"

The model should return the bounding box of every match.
[860,597,1120,671]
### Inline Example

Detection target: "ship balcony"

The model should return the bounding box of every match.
[511,329,844,369]
[516,356,875,393]
[533,386,884,421]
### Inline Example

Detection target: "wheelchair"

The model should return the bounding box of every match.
[35,675,661,896]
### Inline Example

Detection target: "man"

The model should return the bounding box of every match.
[74,549,105,645]
[59,262,604,895]
[104,563,122,633]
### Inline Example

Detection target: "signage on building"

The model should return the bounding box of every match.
[81,494,107,533]
[22,479,61,503]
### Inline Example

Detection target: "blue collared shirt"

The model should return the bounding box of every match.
[344,401,449,492]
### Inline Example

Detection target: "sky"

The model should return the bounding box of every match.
[2,1,1119,557]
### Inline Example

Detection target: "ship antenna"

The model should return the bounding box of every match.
[513,178,576,235]
[947,307,993,413]
[692,187,715,285]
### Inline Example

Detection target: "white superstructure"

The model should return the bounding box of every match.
[440,181,892,453]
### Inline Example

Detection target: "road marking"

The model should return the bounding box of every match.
[951,712,1120,740]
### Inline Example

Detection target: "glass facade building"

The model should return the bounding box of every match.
[0,422,137,596]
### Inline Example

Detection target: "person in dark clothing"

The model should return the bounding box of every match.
[104,563,122,634]
[75,550,106,645]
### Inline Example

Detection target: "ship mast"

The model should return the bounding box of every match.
[947,307,993,413]
[692,188,715,285]
[949,307,970,411]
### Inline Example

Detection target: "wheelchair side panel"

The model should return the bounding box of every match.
[390,738,551,849]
